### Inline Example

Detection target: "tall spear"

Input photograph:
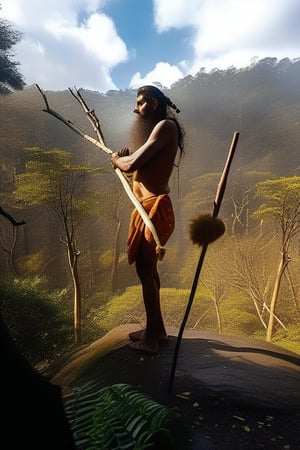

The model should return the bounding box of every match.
[168,131,240,393]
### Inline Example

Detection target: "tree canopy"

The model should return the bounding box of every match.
[0,7,25,95]
[254,176,300,239]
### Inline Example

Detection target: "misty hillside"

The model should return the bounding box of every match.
[0,56,299,296]
[1,57,299,180]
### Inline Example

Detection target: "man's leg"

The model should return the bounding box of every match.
[129,265,167,344]
[129,239,167,353]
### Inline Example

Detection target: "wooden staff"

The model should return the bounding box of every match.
[168,131,240,393]
[36,85,166,259]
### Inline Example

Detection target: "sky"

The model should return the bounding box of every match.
[1,0,300,93]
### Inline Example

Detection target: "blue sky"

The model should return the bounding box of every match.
[1,0,300,93]
[103,0,194,89]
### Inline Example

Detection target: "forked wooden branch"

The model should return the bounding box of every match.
[36,84,110,154]
[168,131,240,393]
[68,87,107,146]
[35,84,165,257]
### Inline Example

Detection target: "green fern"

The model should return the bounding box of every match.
[64,382,178,449]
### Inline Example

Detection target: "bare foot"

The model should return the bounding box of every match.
[129,329,168,345]
[129,340,159,354]
[129,329,144,342]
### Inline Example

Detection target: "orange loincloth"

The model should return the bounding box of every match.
[127,194,175,264]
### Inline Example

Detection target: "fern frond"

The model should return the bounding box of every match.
[65,382,177,449]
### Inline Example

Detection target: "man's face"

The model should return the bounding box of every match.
[129,94,156,150]
[134,94,154,119]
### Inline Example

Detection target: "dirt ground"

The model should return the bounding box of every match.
[52,325,300,450]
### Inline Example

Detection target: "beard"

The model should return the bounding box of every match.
[127,115,155,152]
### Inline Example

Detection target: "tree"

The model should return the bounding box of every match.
[194,272,226,333]
[0,7,25,95]
[0,6,26,252]
[0,206,25,274]
[230,234,288,332]
[253,176,300,341]
[14,147,102,344]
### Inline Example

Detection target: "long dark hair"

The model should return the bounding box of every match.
[137,85,185,159]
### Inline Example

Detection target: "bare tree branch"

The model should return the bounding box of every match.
[0,206,25,226]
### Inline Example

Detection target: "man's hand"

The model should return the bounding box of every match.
[117,147,130,157]
[111,148,130,168]
[111,152,119,168]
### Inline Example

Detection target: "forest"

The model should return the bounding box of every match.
[0,57,299,368]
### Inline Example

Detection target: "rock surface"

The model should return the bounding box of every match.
[53,325,300,449]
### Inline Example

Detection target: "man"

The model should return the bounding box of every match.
[111,85,184,354]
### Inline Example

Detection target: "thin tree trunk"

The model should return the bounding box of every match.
[266,250,290,342]
[214,300,222,333]
[8,226,19,276]
[72,257,81,345]
[285,266,300,314]
[0,222,19,276]
[251,296,267,328]
[67,243,81,345]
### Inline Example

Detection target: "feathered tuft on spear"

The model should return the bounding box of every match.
[189,214,225,246]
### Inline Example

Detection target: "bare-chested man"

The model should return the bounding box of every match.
[111,85,184,354]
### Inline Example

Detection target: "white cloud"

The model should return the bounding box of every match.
[153,0,300,74]
[2,0,300,92]
[129,62,184,89]
[153,0,198,31]
[1,0,107,26]
[1,0,128,92]
[45,13,127,67]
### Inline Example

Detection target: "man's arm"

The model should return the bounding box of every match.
[111,120,177,172]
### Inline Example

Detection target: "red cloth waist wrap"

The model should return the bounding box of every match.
[127,194,175,264]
